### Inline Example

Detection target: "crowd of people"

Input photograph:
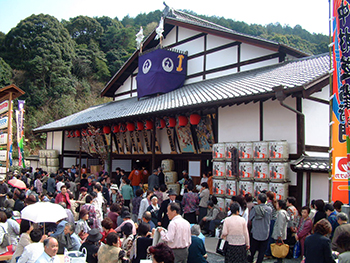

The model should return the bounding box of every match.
[0,165,347,263]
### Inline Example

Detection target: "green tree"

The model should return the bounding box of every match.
[0,57,12,86]
[65,16,104,45]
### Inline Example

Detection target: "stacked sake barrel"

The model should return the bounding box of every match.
[161,159,180,195]
[213,140,290,207]
[38,149,59,174]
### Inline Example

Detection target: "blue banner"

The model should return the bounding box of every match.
[137,48,187,98]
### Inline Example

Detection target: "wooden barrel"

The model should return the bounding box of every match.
[161,159,175,172]
[166,183,180,195]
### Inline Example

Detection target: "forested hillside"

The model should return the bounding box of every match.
[0,9,329,155]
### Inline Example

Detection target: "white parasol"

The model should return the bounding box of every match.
[21,202,67,223]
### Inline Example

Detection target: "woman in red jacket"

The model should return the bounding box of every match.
[295,206,313,257]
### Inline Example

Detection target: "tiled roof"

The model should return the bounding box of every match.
[34,54,330,133]
[169,9,279,45]
[290,156,330,173]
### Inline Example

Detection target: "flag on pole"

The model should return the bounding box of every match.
[16,100,25,168]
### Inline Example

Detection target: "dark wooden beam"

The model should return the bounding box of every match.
[304,96,329,105]
[260,101,263,141]
[188,41,240,60]
[305,145,329,152]
[166,33,207,49]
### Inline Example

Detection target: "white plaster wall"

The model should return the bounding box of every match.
[48,131,63,154]
[175,37,205,56]
[185,76,203,85]
[206,34,233,49]
[302,172,307,205]
[310,173,329,201]
[46,132,53,149]
[64,137,80,151]
[218,102,260,142]
[304,90,329,148]
[310,85,329,100]
[114,93,136,102]
[178,27,201,41]
[288,166,297,186]
[163,27,176,45]
[241,58,280,71]
[187,57,204,75]
[116,77,132,95]
[240,43,275,61]
[206,68,238,79]
[263,97,297,154]
[206,46,238,70]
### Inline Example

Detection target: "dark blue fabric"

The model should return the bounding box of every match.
[137,49,187,98]
[188,236,207,263]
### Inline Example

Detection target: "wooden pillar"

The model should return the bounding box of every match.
[61,131,65,169]
[79,134,82,173]
[151,118,156,171]
[108,132,112,176]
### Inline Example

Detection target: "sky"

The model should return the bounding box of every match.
[0,0,330,35]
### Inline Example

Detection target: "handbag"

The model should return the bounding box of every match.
[216,238,228,256]
[65,247,87,263]
[293,241,301,258]
[271,240,289,258]
[0,226,10,248]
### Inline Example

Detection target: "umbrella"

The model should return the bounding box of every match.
[8,178,26,190]
[21,202,67,223]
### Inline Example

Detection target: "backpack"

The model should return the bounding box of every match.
[0,226,10,248]
[216,210,226,221]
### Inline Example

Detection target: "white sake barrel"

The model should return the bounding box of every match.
[39,150,46,158]
[225,180,236,197]
[213,179,226,196]
[45,150,59,158]
[239,162,253,178]
[213,143,225,160]
[216,197,226,212]
[225,162,236,180]
[225,142,238,161]
[269,141,289,161]
[238,180,254,196]
[46,158,59,167]
[213,161,226,178]
[269,163,289,180]
[253,141,269,161]
[167,183,180,195]
[253,162,269,179]
[269,182,289,200]
[238,142,253,161]
[164,171,178,184]
[254,181,269,198]
[161,159,175,172]
[39,157,47,166]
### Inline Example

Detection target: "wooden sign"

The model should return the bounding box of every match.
[142,130,152,154]
[122,132,131,154]
[135,131,144,154]
[175,122,196,153]
[130,131,138,154]
[154,131,162,154]
[0,150,7,161]
[0,117,8,130]
[0,134,7,145]
[166,127,177,154]
[0,101,9,115]
[194,115,215,153]
[113,133,124,154]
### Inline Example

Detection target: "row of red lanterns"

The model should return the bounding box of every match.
[66,114,201,137]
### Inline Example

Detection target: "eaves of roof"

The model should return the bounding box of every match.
[290,156,330,173]
[34,54,330,134]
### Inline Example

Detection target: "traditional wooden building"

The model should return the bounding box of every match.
[34,7,330,207]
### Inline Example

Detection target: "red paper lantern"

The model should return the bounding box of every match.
[112,125,119,133]
[70,130,75,138]
[178,116,188,127]
[88,129,93,136]
[144,120,153,130]
[165,117,176,128]
[81,129,86,136]
[119,123,127,133]
[127,122,135,132]
[75,130,81,137]
[67,131,71,138]
[103,126,111,134]
[136,121,144,131]
[156,118,166,129]
[190,114,201,125]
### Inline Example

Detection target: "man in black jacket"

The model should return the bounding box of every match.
[157,189,182,229]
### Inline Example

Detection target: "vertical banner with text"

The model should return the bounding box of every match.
[332,0,350,203]
[16,100,25,168]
